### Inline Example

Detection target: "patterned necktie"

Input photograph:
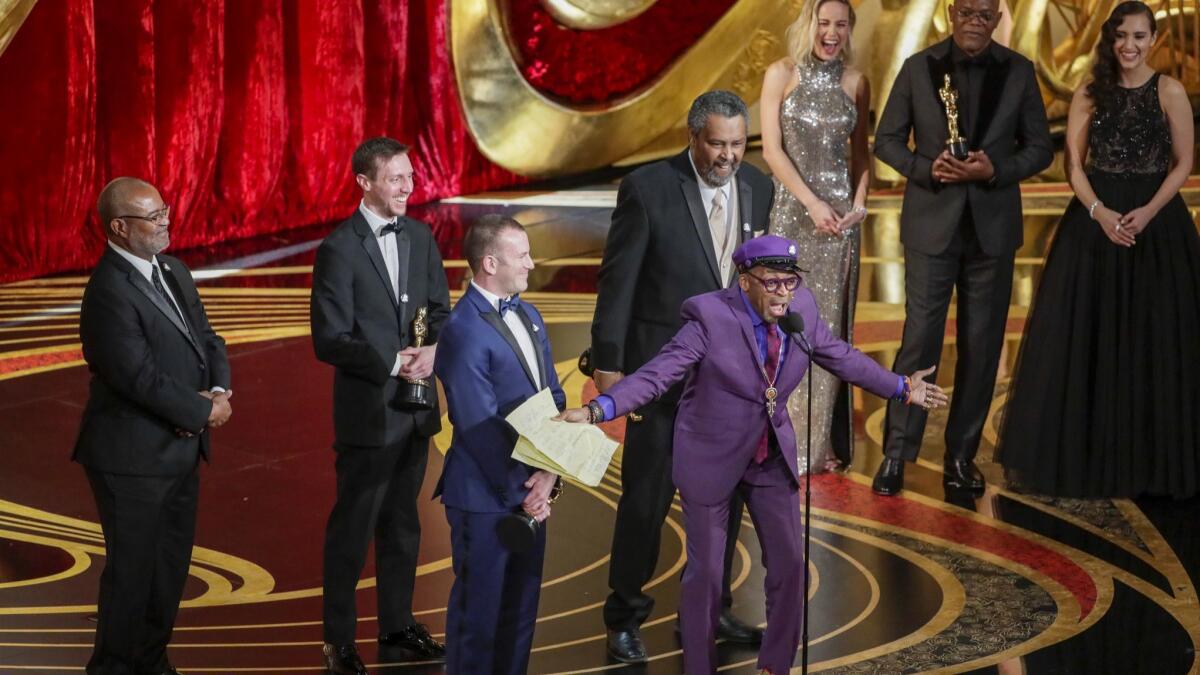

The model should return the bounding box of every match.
[151,264,189,333]
[499,295,521,317]
[754,323,781,464]
[708,188,729,259]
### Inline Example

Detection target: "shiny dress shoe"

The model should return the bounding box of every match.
[716,610,763,644]
[322,643,368,675]
[607,628,649,663]
[871,457,905,496]
[943,458,985,491]
[378,623,446,661]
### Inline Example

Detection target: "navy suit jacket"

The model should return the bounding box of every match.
[434,286,566,513]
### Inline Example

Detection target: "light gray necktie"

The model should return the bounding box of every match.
[708,188,730,261]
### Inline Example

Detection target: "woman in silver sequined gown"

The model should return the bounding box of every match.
[761,0,871,473]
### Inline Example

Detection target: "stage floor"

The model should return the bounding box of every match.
[2,168,1199,673]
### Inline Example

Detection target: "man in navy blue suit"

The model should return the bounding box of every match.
[434,214,566,674]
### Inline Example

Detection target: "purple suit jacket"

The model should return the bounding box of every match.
[605,286,897,505]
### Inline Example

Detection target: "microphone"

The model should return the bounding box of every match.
[777,306,815,675]
[778,310,813,355]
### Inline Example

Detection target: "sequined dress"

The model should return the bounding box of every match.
[996,74,1200,497]
[768,57,860,473]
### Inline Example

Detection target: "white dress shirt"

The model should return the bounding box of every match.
[107,240,226,395]
[471,281,541,387]
[687,152,739,283]
[358,201,412,377]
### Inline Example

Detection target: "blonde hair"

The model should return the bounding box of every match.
[786,0,856,67]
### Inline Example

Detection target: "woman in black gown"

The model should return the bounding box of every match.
[997,0,1200,498]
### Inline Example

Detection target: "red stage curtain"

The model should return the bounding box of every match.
[0,0,523,282]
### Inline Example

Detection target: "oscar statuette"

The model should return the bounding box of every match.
[397,307,435,409]
[939,74,970,160]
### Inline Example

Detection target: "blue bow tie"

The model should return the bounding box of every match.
[499,295,521,317]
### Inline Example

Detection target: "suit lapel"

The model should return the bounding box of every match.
[736,174,753,249]
[513,307,547,389]
[973,49,1011,147]
[158,261,207,360]
[468,288,539,390]
[395,219,413,327]
[926,42,955,146]
[722,289,764,373]
[675,154,723,287]
[353,213,400,309]
[123,266,205,360]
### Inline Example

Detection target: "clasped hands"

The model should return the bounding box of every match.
[1093,203,1153,248]
[398,344,436,380]
[522,470,558,522]
[176,389,232,437]
[931,150,994,184]
[806,199,867,235]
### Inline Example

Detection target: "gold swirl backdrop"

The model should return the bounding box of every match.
[455,0,1200,177]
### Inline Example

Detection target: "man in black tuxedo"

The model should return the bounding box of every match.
[590,90,775,663]
[74,177,232,674]
[311,138,450,674]
[871,0,1052,496]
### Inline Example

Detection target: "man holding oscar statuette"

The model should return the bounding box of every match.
[871,0,1052,496]
[310,138,451,673]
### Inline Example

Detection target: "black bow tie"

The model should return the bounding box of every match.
[380,220,402,236]
[499,295,521,317]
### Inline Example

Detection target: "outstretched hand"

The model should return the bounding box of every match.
[908,366,948,410]
[554,408,591,424]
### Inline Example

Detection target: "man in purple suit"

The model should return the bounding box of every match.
[560,236,945,674]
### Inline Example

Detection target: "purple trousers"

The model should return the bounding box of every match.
[679,453,803,674]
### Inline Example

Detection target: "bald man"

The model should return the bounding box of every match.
[73,177,231,674]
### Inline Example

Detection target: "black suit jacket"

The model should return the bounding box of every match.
[73,247,230,476]
[310,210,451,447]
[874,39,1053,256]
[591,150,775,399]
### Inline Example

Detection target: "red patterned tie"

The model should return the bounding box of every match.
[754,323,781,464]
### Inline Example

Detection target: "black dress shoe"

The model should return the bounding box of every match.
[378,623,446,661]
[607,628,648,663]
[716,610,763,644]
[323,643,368,675]
[943,459,985,491]
[872,457,905,496]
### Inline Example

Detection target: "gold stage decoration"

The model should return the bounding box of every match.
[455,0,1200,178]
[538,0,659,28]
[450,0,806,176]
[0,0,37,59]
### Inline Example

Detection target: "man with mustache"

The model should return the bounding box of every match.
[74,177,231,674]
[589,90,775,662]
[567,236,946,674]
[871,0,1052,496]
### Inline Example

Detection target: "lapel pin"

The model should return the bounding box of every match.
[742,222,750,233]
[533,324,540,332]
[400,293,409,303]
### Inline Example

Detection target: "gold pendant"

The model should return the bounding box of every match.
[765,386,778,417]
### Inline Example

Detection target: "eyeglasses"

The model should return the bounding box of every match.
[116,205,171,225]
[954,7,997,24]
[745,271,801,293]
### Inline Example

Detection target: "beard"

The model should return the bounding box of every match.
[700,160,739,187]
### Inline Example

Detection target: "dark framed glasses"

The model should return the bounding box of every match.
[116,205,171,225]
[745,271,801,293]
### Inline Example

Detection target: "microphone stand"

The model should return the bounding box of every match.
[795,329,814,675]
[780,313,815,675]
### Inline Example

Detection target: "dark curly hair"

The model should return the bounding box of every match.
[1086,1,1157,113]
